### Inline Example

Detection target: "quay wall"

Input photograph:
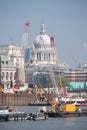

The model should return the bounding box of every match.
[0,93,53,106]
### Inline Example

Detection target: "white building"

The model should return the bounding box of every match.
[0,45,25,84]
[29,23,57,66]
[0,54,16,89]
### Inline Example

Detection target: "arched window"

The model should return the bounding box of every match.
[1,72,4,80]
[6,72,9,80]
[14,72,17,80]
[10,72,13,80]
[49,53,50,60]
[37,53,41,61]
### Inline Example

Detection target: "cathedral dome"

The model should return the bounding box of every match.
[34,24,50,46]
[34,34,50,45]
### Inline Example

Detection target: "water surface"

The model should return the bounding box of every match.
[0,106,87,130]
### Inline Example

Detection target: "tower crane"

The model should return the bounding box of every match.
[21,22,30,57]
[17,22,30,84]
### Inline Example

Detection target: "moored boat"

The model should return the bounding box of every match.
[46,102,87,118]
[26,106,48,121]
[59,97,87,107]
[33,112,48,121]
[0,106,27,121]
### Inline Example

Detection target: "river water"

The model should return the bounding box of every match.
[0,106,87,130]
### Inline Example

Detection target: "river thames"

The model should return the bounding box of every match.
[0,106,87,130]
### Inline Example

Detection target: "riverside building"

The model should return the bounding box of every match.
[0,54,16,89]
[65,64,87,92]
[0,45,25,88]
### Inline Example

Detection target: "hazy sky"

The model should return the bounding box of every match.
[0,0,87,68]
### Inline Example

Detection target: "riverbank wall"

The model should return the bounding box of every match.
[0,93,53,106]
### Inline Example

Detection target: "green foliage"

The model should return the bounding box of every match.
[56,76,68,87]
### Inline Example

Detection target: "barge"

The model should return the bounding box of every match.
[47,110,87,118]
[46,103,87,118]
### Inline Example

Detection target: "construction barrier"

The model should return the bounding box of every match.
[0,93,53,106]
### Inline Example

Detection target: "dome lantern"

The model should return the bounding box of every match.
[34,24,50,46]
[40,24,46,35]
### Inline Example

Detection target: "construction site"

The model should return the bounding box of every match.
[0,21,68,106]
[0,22,87,106]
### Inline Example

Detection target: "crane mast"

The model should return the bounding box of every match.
[21,22,30,57]
[18,22,30,84]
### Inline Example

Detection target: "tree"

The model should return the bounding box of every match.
[56,76,68,87]
[56,76,68,96]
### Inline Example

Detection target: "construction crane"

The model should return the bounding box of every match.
[17,22,30,84]
[34,83,48,102]
[34,84,42,98]
[21,22,30,57]
[38,82,47,95]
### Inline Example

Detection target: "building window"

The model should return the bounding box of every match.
[6,61,8,64]
[1,72,4,80]
[2,61,4,64]
[6,72,9,80]
[44,53,46,61]
[14,71,18,80]
[48,53,50,60]
[44,53,49,61]
[16,58,19,66]
[37,53,41,61]
[10,72,13,80]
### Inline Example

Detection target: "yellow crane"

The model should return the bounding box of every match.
[34,84,42,98]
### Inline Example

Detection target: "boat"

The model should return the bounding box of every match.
[33,111,48,121]
[46,103,87,118]
[0,106,15,121]
[26,113,36,120]
[26,106,48,121]
[26,111,48,121]
[0,106,27,121]
[59,97,87,107]
[47,111,82,118]
[47,108,87,118]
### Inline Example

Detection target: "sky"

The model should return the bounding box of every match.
[0,0,87,68]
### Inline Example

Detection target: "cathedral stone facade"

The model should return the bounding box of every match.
[29,24,57,66]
